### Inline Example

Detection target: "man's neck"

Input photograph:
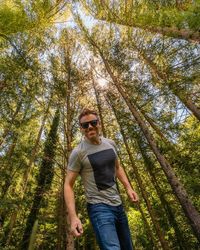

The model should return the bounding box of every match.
[86,136,101,145]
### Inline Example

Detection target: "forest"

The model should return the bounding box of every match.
[0,0,200,249]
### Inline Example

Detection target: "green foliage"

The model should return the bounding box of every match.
[20,110,60,249]
[0,0,70,37]
[82,0,200,42]
[0,2,200,249]
[0,2,29,36]
[176,116,200,208]
[127,208,149,249]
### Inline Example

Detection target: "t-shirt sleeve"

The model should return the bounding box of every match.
[67,148,82,172]
[107,139,119,157]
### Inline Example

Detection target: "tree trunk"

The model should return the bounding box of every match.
[1,102,51,246]
[138,49,200,121]
[20,110,60,249]
[84,2,200,43]
[56,183,67,250]
[137,139,189,249]
[3,211,18,247]
[91,73,107,137]
[64,51,75,250]
[78,25,200,241]
[0,134,18,199]
[22,101,51,194]
[0,100,22,147]
[97,47,200,241]
[137,203,158,250]
[56,187,62,250]
[139,110,173,146]
[117,155,159,250]
[108,95,169,249]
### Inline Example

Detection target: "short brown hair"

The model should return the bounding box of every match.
[78,108,99,123]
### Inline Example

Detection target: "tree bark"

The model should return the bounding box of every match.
[105,61,200,242]
[1,102,51,246]
[138,49,200,121]
[77,24,200,241]
[137,138,189,249]
[0,134,18,199]
[91,72,107,137]
[20,110,60,249]
[83,1,200,43]
[22,100,51,194]
[0,100,22,147]
[108,95,169,249]
[64,48,75,250]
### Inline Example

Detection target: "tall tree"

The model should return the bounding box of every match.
[74,16,200,242]
[81,0,200,43]
[107,93,170,249]
[20,109,60,249]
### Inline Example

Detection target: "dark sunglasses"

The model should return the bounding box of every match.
[80,119,99,129]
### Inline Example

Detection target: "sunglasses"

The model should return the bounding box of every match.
[80,119,99,129]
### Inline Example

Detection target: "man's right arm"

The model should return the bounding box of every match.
[64,170,83,237]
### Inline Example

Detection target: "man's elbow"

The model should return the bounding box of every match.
[64,178,73,193]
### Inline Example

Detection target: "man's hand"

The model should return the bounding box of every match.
[70,216,83,237]
[126,187,139,203]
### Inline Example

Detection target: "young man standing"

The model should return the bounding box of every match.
[64,108,139,250]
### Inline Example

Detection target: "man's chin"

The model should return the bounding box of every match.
[86,133,97,140]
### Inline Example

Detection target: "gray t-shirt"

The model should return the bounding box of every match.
[68,136,122,206]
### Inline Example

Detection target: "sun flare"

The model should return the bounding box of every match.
[97,78,108,88]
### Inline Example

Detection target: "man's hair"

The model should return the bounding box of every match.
[78,108,99,123]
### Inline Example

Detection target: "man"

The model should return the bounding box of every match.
[64,108,139,250]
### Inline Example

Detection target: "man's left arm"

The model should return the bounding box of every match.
[116,159,139,203]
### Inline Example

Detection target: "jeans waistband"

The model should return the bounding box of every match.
[87,202,123,209]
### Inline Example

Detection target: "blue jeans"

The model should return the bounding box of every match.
[87,203,134,250]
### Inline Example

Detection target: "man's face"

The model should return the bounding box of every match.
[80,114,100,141]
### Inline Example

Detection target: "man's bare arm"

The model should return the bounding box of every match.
[64,170,83,237]
[116,159,139,203]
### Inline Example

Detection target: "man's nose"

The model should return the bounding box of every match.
[88,123,93,129]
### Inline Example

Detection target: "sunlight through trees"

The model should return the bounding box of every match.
[0,1,200,249]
